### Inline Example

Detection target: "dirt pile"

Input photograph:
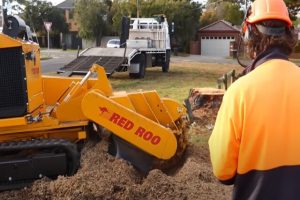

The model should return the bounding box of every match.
[0,140,231,200]
[0,100,232,200]
[0,141,231,200]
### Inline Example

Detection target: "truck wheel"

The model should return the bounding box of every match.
[162,50,170,72]
[129,54,146,79]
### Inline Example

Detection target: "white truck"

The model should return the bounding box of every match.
[59,15,171,78]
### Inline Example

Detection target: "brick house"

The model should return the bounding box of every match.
[56,0,82,49]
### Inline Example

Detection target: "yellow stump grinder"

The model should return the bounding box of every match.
[0,12,190,190]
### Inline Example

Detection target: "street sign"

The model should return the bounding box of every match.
[44,22,52,51]
[44,22,52,31]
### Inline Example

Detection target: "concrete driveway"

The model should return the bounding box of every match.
[172,54,239,65]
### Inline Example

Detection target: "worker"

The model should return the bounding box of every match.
[208,0,299,199]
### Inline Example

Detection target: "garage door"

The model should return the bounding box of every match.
[201,37,235,57]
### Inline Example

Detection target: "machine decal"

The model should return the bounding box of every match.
[135,126,161,145]
[109,112,134,131]
[99,106,161,145]
[32,67,39,75]
[99,107,109,115]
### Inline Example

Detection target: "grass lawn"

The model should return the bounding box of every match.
[109,60,243,146]
[110,61,242,103]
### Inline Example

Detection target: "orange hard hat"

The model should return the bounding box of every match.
[246,0,292,27]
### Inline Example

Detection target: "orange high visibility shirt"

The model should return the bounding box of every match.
[209,59,300,198]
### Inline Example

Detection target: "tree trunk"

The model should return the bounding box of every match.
[96,32,103,47]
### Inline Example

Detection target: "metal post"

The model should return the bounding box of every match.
[224,74,228,90]
[47,30,50,51]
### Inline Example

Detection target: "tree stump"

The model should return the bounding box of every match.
[187,88,225,121]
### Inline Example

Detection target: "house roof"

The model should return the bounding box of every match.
[199,20,240,32]
[56,0,75,9]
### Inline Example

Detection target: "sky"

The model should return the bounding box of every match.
[47,0,65,6]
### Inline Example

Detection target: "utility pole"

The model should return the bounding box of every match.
[136,0,139,18]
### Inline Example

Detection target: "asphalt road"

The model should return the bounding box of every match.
[40,49,239,74]
[41,49,78,74]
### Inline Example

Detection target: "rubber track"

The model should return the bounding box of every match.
[0,138,80,175]
[0,138,80,191]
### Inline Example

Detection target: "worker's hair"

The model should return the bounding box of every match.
[245,20,297,58]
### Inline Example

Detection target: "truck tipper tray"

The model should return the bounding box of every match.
[58,48,138,76]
